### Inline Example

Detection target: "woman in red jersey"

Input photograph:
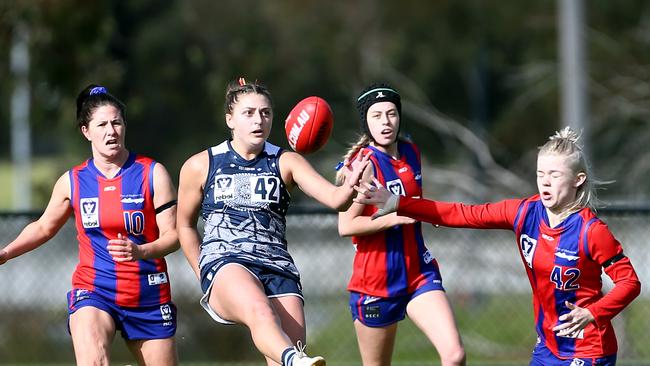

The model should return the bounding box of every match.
[0,85,180,366]
[354,127,641,366]
[336,83,465,366]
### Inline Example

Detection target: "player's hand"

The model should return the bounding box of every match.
[552,301,594,337]
[354,178,400,219]
[341,150,372,189]
[107,233,141,262]
[0,249,8,265]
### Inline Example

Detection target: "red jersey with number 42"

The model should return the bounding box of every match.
[397,195,640,358]
[69,153,171,307]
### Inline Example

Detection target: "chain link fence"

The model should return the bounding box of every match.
[0,207,648,365]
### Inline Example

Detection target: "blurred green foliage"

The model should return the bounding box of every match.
[1,0,649,207]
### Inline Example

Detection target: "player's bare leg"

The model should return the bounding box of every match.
[69,307,116,366]
[209,264,294,364]
[353,320,397,366]
[127,337,178,366]
[407,290,465,366]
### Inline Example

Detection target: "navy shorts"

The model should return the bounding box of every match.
[530,339,617,366]
[66,289,177,340]
[200,258,303,324]
[349,280,444,327]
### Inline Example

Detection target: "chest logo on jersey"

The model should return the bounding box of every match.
[214,175,234,201]
[519,234,538,268]
[80,198,100,228]
[148,272,168,286]
[385,178,405,196]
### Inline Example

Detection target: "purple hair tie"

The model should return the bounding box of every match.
[89,86,108,95]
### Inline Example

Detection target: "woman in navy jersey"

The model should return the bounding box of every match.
[355,127,641,366]
[335,83,466,366]
[0,85,180,365]
[176,78,369,366]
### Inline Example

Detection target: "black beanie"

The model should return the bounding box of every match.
[356,83,402,137]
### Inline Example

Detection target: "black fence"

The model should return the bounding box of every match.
[0,206,648,365]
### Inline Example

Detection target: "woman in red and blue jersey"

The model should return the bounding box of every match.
[355,127,641,366]
[336,83,465,366]
[0,85,180,365]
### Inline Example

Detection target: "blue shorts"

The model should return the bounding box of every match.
[66,289,177,340]
[200,258,303,324]
[349,280,444,327]
[530,339,617,366]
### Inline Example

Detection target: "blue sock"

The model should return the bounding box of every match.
[282,347,297,366]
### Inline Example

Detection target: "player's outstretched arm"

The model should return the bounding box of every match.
[281,150,371,211]
[0,173,72,265]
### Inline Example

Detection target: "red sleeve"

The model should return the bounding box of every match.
[397,197,523,230]
[585,222,641,325]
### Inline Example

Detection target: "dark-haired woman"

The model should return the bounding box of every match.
[177,78,370,366]
[0,85,180,365]
[336,83,465,366]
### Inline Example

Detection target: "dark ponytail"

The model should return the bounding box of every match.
[76,84,126,130]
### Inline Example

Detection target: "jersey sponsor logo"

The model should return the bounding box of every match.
[385,178,405,196]
[148,272,168,286]
[398,167,408,173]
[570,357,586,366]
[555,251,579,261]
[364,304,381,319]
[104,185,116,192]
[363,296,381,305]
[121,196,145,204]
[80,198,100,228]
[74,289,91,302]
[542,233,554,241]
[422,249,434,264]
[214,174,234,201]
[519,234,537,268]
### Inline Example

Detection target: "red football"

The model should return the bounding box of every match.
[284,96,334,154]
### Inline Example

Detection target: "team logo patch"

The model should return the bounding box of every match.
[160,304,173,325]
[148,272,168,286]
[385,178,405,196]
[519,234,537,268]
[80,197,100,228]
[214,174,234,201]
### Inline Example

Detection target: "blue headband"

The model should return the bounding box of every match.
[89,86,108,95]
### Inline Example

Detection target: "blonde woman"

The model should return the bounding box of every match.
[355,127,641,366]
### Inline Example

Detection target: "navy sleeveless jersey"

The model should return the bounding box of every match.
[199,141,297,279]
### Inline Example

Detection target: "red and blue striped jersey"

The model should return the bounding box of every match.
[397,195,641,358]
[69,153,172,307]
[348,142,440,297]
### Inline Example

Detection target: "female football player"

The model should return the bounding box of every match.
[176,78,369,366]
[335,83,465,366]
[355,127,641,366]
[0,85,180,365]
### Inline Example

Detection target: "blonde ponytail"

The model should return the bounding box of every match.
[335,134,372,185]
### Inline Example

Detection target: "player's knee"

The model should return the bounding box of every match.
[440,345,466,366]
[247,300,277,323]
